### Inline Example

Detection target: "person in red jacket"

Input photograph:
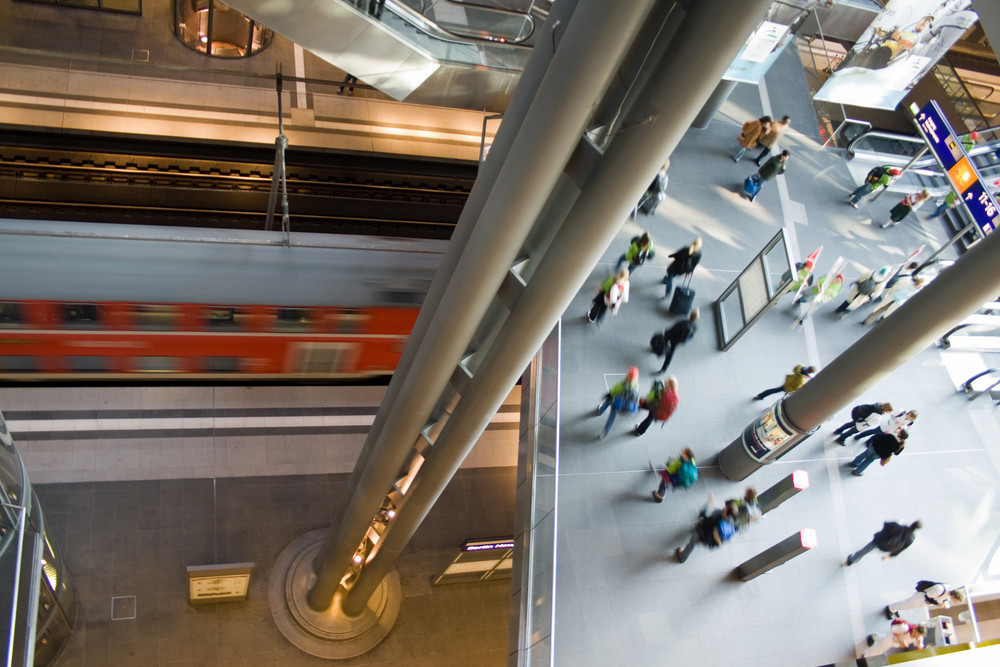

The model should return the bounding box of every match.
[633,376,679,436]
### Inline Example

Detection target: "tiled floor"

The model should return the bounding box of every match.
[36,469,515,667]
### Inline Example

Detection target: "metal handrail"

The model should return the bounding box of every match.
[961,368,1000,403]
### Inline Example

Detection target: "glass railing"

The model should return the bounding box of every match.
[397,0,536,44]
[512,320,560,666]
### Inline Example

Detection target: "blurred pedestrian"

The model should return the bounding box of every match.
[932,191,959,218]
[587,268,630,324]
[881,189,930,228]
[847,166,900,207]
[845,520,921,565]
[338,73,358,95]
[835,266,893,316]
[746,150,789,203]
[651,308,698,375]
[834,402,892,445]
[884,260,919,290]
[854,409,917,441]
[753,364,815,401]
[850,430,907,476]
[634,375,679,436]
[637,162,669,215]
[651,446,698,503]
[862,277,926,325]
[795,273,843,325]
[596,366,640,439]
[961,130,979,153]
[618,232,655,273]
[885,581,964,619]
[734,115,772,162]
[754,115,790,167]
[663,237,702,297]
[863,619,925,657]
[675,494,738,562]
[727,487,761,532]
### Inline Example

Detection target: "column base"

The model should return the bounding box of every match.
[268,529,401,659]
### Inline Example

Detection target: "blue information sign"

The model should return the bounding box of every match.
[912,100,999,235]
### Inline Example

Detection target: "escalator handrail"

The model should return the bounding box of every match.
[388,0,534,50]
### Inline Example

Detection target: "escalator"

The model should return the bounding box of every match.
[224,0,549,112]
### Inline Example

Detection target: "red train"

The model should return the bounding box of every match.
[0,220,445,381]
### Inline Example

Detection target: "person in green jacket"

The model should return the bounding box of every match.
[618,232,655,273]
[848,166,901,207]
[747,150,789,202]
[753,364,815,401]
[933,191,959,218]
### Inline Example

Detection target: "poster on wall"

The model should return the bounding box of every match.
[814,0,978,110]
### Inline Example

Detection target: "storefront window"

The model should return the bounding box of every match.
[15,0,141,15]
[174,0,273,58]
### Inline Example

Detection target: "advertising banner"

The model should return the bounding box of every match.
[814,0,978,110]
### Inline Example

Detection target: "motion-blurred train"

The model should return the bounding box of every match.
[0,220,445,382]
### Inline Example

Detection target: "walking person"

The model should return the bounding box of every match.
[885,582,965,619]
[794,273,843,325]
[862,277,926,325]
[863,619,926,657]
[847,166,901,207]
[633,376,679,436]
[933,191,959,218]
[754,115,790,167]
[618,232,655,273]
[854,409,917,441]
[338,73,359,95]
[675,494,738,562]
[637,162,669,215]
[595,367,640,439]
[651,308,698,375]
[650,447,697,503]
[845,520,921,565]
[834,266,893,316]
[733,115,772,162]
[663,237,702,297]
[745,150,789,203]
[850,430,907,476]
[587,268,630,324]
[727,487,761,532]
[753,364,815,401]
[881,189,930,228]
[834,402,892,445]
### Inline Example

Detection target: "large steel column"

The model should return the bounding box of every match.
[306,0,657,612]
[305,0,576,602]
[720,226,1000,480]
[342,0,773,616]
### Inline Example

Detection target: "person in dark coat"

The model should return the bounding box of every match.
[851,430,907,476]
[653,308,698,375]
[834,402,893,445]
[663,237,702,297]
[675,495,739,562]
[846,520,921,565]
[746,150,789,202]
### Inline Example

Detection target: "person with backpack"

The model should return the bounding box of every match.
[834,402,893,445]
[863,619,926,657]
[885,581,965,619]
[633,375,679,436]
[651,446,697,503]
[596,366,640,439]
[846,520,921,565]
[663,237,702,298]
[753,364,815,401]
[675,494,738,562]
[834,266,893,316]
[881,189,930,228]
[745,150,789,203]
[848,166,901,207]
[587,268,630,324]
[618,232,655,273]
[651,308,698,375]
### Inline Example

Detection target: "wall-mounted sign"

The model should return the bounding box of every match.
[186,563,254,605]
[912,100,999,235]
[461,538,515,552]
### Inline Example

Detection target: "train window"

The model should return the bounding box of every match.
[291,343,357,375]
[134,305,180,330]
[62,304,100,329]
[68,356,109,373]
[0,303,23,328]
[275,309,314,332]
[381,289,423,306]
[0,356,38,373]
[204,357,241,372]
[205,307,250,330]
[134,356,179,372]
[334,311,369,334]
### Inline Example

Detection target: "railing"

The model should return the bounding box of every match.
[396,0,537,44]
[961,368,1000,403]
[932,60,989,133]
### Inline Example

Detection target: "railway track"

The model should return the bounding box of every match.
[0,130,476,238]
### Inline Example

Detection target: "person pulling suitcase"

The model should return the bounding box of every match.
[663,237,702,298]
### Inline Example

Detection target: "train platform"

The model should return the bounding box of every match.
[1,17,999,667]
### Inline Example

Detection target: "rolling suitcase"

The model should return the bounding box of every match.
[743,174,761,199]
[668,275,694,316]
